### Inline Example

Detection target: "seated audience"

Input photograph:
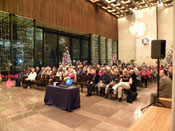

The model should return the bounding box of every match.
[83,66,88,74]
[150,69,172,104]
[35,66,40,75]
[10,60,171,104]
[22,68,31,85]
[87,66,94,75]
[76,66,84,76]
[39,67,45,75]
[49,67,56,84]
[130,70,137,92]
[95,69,111,96]
[150,66,157,82]
[64,69,75,81]
[35,66,40,80]
[112,69,133,102]
[44,67,52,76]
[118,66,123,75]
[142,62,147,67]
[140,66,150,88]
[134,67,141,86]
[86,69,100,96]
[55,68,63,81]
[104,69,120,98]
[168,66,172,80]
[62,68,68,78]
[24,68,37,88]
[16,68,27,86]
[98,68,104,76]
[0,72,2,82]
[59,64,63,70]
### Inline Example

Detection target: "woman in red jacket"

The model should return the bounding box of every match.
[64,69,75,81]
[140,66,151,88]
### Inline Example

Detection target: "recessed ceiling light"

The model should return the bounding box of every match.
[105,0,116,3]
[158,1,163,6]
[89,0,100,3]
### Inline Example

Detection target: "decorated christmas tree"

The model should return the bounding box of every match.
[62,46,72,66]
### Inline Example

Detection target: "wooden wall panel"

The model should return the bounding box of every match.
[0,0,118,40]
[49,0,57,25]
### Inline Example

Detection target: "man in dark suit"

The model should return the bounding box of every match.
[150,69,172,104]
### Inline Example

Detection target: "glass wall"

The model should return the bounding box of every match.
[35,28,43,67]
[58,35,70,64]
[44,31,58,67]
[0,11,10,72]
[0,12,91,72]
[81,39,89,64]
[12,16,34,70]
[72,38,80,63]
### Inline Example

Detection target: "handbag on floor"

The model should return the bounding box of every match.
[126,90,138,103]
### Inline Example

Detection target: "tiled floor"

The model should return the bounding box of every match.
[0,82,156,131]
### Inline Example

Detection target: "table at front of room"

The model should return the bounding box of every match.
[44,85,80,112]
[129,106,172,131]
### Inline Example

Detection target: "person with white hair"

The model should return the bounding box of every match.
[112,69,133,102]
[24,68,37,88]
[44,66,52,76]
[39,67,45,75]
[64,68,75,81]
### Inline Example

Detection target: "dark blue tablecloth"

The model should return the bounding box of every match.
[44,85,80,112]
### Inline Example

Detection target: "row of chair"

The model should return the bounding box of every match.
[21,73,92,90]
[76,74,93,92]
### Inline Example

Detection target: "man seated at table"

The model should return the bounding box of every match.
[150,69,172,104]
[24,68,37,88]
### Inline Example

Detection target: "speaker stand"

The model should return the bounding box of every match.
[141,59,166,111]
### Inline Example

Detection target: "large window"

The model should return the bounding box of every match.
[44,31,58,67]
[12,16,34,70]
[72,38,80,63]
[58,36,70,64]
[81,39,89,64]
[35,28,43,67]
[0,12,10,72]
[0,12,91,72]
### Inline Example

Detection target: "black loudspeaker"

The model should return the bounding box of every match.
[151,40,166,59]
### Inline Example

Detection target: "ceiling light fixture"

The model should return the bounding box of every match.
[129,10,146,37]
